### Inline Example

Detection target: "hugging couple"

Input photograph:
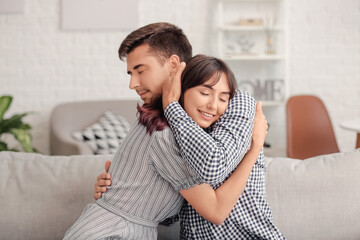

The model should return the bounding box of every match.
[64,22,285,240]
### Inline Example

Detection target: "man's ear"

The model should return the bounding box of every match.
[168,55,181,75]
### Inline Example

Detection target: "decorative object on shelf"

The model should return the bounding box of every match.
[0,95,37,152]
[226,34,256,56]
[235,18,263,26]
[263,15,276,55]
[238,34,256,54]
[238,79,284,101]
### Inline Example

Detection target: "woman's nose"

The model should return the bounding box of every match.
[206,97,217,110]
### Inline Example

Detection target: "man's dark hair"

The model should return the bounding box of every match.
[118,22,192,63]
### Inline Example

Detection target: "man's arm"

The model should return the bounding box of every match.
[164,90,256,185]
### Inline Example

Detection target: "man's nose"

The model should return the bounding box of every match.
[129,75,140,90]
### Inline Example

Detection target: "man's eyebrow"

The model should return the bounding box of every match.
[127,64,144,75]
[202,84,231,95]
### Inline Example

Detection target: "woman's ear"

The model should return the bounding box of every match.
[168,54,181,75]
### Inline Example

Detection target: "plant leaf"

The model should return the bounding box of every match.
[0,96,12,121]
[19,123,32,131]
[0,113,28,133]
[9,128,34,152]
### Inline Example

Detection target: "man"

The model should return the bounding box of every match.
[95,22,284,239]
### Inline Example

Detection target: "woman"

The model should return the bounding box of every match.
[64,55,267,239]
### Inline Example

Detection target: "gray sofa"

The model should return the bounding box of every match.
[50,100,138,155]
[1,150,360,240]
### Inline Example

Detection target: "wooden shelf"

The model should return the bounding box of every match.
[219,25,284,31]
[224,54,285,61]
[220,0,281,2]
[217,0,288,103]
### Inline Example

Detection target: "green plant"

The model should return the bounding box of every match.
[0,95,37,152]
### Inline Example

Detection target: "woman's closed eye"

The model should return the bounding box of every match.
[219,94,230,103]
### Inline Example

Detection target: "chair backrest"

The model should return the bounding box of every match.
[286,95,339,159]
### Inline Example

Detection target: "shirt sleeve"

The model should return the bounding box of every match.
[164,90,256,185]
[149,127,203,192]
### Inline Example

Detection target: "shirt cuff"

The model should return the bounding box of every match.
[164,101,186,125]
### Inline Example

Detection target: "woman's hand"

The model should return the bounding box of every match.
[162,62,186,110]
[252,101,268,151]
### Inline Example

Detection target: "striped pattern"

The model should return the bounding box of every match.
[165,90,285,239]
[64,122,202,240]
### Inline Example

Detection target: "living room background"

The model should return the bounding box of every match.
[0,0,359,155]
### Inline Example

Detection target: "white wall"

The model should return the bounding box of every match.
[0,0,359,154]
[287,0,360,152]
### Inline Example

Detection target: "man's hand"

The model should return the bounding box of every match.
[162,62,186,110]
[94,160,112,200]
[252,102,268,151]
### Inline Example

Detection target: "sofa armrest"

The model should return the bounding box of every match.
[50,99,138,155]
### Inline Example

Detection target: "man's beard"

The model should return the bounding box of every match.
[143,95,163,112]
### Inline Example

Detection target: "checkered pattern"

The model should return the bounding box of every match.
[72,111,131,155]
[165,90,285,239]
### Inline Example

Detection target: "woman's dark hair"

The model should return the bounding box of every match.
[179,54,237,106]
[137,98,168,135]
[139,55,237,134]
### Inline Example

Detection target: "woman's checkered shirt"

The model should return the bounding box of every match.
[165,90,285,239]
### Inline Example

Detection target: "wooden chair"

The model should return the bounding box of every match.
[286,95,339,159]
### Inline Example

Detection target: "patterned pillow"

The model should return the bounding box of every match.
[72,111,131,155]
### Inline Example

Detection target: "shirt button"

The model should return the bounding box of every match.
[192,227,196,234]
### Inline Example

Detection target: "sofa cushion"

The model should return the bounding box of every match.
[72,111,131,155]
[1,150,359,240]
[265,149,360,240]
[0,151,180,240]
[0,151,110,240]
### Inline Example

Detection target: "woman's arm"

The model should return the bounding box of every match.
[165,93,255,185]
[179,102,267,225]
[163,62,257,185]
